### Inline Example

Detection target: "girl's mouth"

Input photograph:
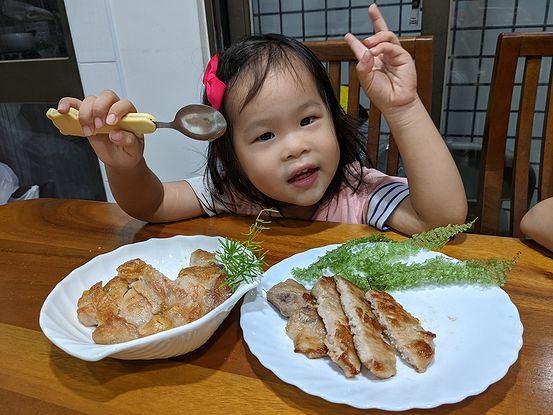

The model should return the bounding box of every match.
[288,168,319,187]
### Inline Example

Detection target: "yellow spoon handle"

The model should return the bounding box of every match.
[46,107,157,137]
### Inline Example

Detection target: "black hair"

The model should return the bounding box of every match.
[202,33,370,215]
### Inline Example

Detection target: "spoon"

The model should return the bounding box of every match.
[46,104,227,141]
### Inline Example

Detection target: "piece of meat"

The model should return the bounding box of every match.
[117,258,172,313]
[118,286,154,328]
[77,281,104,326]
[103,276,128,304]
[266,278,316,317]
[312,277,361,377]
[189,249,219,267]
[334,276,397,378]
[172,264,231,316]
[138,312,174,337]
[92,315,140,344]
[159,303,199,327]
[77,280,122,327]
[77,249,232,345]
[285,305,328,358]
[114,259,172,328]
[267,279,327,359]
[115,258,147,283]
[365,290,436,373]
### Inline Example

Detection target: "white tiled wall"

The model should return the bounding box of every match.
[64,0,211,201]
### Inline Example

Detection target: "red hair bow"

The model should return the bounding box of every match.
[203,54,226,111]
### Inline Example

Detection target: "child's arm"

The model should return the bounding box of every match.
[520,198,553,252]
[57,90,204,222]
[345,4,467,235]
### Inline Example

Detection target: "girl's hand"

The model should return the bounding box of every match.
[344,4,418,114]
[56,90,145,169]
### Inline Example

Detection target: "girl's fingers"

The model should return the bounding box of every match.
[91,90,122,129]
[106,99,138,126]
[368,3,389,33]
[362,31,401,49]
[107,129,141,145]
[368,41,409,65]
[57,97,82,113]
[78,95,98,136]
[58,89,139,138]
[344,32,369,62]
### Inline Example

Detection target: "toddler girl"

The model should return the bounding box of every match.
[56,4,467,235]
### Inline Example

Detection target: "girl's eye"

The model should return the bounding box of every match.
[300,116,314,127]
[257,132,274,142]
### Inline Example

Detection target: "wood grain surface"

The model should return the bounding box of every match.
[1,199,552,414]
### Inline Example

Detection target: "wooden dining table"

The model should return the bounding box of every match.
[1,198,552,414]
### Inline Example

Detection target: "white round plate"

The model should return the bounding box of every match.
[40,235,259,361]
[240,244,523,410]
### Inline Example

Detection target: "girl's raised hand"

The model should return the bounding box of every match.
[344,3,418,114]
[56,90,145,169]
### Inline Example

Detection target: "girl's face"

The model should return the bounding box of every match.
[228,63,340,218]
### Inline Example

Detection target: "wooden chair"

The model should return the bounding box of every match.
[304,36,433,176]
[474,32,553,237]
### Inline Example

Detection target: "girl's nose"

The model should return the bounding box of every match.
[283,134,310,160]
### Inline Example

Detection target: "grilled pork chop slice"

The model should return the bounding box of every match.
[267,279,327,358]
[365,290,436,373]
[285,305,328,358]
[334,277,397,378]
[266,278,315,317]
[312,277,361,377]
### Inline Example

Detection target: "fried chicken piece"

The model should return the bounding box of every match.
[312,277,361,377]
[117,258,172,312]
[92,315,140,344]
[77,280,121,326]
[365,290,436,373]
[110,259,172,328]
[103,276,129,304]
[334,277,396,378]
[77,250,232,345]
[118,285,154,328]
[138,312,174,337]
[189,249,220,267]
[160,303,200,327]
[171,264,231,317]
[77,281,104,326]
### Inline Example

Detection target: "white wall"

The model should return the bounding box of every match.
[64,0,211,201]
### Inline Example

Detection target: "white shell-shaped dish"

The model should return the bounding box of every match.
[40,235,258,361]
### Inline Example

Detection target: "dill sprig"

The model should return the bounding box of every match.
[291,221,517,291]
[216,208,276,292]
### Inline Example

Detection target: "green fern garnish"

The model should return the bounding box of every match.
[216,208,275,292]
[406,218,477,250]
[292,221,516,291]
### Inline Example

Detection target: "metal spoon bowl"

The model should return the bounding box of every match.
[156,104,227,141]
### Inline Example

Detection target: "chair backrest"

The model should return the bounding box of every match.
[304,36,433,176]
[474,32,553,237]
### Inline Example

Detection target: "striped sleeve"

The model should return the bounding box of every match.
[367,181,410,230]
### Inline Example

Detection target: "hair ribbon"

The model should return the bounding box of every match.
[203,54,226,110]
